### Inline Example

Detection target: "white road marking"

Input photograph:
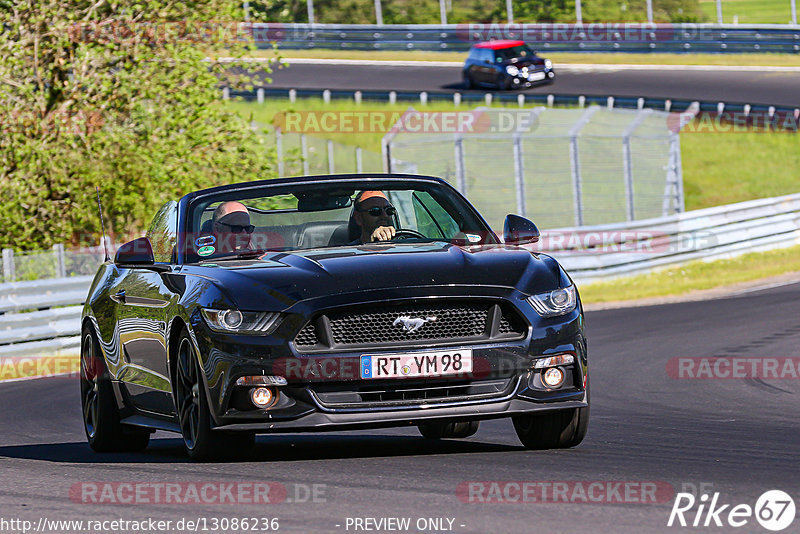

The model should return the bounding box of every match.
[0,372,73,384]
[727,278,800,296]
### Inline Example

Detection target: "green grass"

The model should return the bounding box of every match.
[253,49,800,67]
[579,245,800,303]
[699,0,795,24]
[681,132,800,210]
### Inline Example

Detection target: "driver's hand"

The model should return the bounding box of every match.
[370,226,396,242]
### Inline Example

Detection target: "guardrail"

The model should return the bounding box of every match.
[0,277,92,358]
[0,276,94,314]
[252,23,800,53]
[229,87,800,118]
[549,193,800,283]
[1,194,799,358]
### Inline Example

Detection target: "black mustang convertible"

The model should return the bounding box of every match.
[81,174,588,460]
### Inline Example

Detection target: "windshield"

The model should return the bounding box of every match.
[184,181,497,263]
[495,45,535,61]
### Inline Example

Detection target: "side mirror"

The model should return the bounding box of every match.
[115,237,155,265]
[503,214,540,245]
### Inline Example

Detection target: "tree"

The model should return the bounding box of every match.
[0,0,277,250]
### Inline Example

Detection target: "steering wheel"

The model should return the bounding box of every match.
[392,229,426,241]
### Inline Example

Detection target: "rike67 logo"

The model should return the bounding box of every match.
[668,490,795,531]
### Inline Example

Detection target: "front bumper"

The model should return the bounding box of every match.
[189,287,586,433]
[220,395,588,433]
[506,68,556,88]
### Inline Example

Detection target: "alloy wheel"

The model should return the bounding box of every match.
[175,337,200,450]
[80,333,100,439]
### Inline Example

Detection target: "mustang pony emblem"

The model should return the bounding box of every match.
[393,315,437,333]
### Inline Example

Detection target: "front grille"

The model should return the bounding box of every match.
[294,323,318,347]
[498,311,526,335]
[294,300,526,351]
[329,303,488,345]
[311,378,513,409]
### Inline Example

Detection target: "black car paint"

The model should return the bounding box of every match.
[82,174,587,434]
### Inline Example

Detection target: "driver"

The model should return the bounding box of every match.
[351,190,397,243]
[212,201,254,253]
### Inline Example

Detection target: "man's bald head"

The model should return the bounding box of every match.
[213,201,249,223]
[212,201,252,253]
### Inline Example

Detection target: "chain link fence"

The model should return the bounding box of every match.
[1,245,107,284]
[255,0,799,26]
[383,105,683,231]
[253,121,384,177]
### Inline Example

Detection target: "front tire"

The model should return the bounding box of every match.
[80,328,150,452]
[463,72,475,89]
[174,331,254,461]
[496,74,512,90]
[418,420,479,439]
[513,378,589,450]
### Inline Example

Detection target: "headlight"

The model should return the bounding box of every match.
[201,309,282,334]
[544,59,553,69]
[505,65,519,76]
[528,285,577,317]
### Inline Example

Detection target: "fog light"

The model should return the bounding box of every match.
[250,387,275,408]
[542,367,565,388]
[237,375,287,386]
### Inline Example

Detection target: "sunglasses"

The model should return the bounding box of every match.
[218,222,255,234]
[357,205,397,217]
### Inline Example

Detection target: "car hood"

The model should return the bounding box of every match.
[184,242,565,310]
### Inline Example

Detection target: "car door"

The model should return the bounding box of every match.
[471,49,489,83]
[479,48,500,83]
[465,47,481,81]
[115,201,178,415]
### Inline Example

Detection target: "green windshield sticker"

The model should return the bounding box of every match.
[197,245,215,256]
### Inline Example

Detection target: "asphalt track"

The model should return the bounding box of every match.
[2,281,799,533]
[266,60,800,108]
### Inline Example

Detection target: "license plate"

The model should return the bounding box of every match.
[528,71,546,81]
[360,349,473,379]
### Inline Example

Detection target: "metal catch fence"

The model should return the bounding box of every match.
[1,245,107,284]
[382,105,683,231]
